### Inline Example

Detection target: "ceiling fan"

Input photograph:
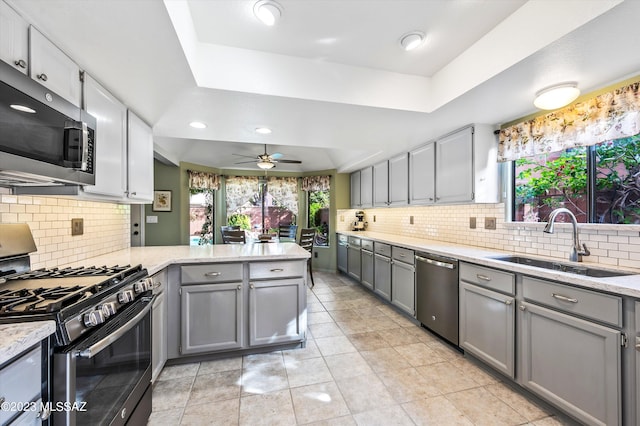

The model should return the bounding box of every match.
[233,144,302,169]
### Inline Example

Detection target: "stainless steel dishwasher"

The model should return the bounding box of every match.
[416,253,459,346]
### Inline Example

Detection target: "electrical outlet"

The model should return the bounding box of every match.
[314,252,318,258]
[373,215,376,222]
[469,217,476,229]
[409,216,414,225]
[485,217,497,230]
[71,218,83,236]
[340,215,344,222]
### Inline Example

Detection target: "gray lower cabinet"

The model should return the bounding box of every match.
[337,234,348,273]
[459,262,515,379]
[360,249,374,290]
[347,237,361,281]
[249,278,305,346]
[519,301,621,426]
[374,253,391,300]
[152,289,167,382]
[180,282,243,355]
[459,281,515,378]
[0,345,43,425]
[636,301,640,426]
[391,256,415,316]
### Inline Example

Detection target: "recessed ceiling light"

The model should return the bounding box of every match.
[534,82,580,110]
[255,127,272,134]
[253,0,282,26]
[189,121,207,129]
[399,31,425,51]
[10,104,36,113]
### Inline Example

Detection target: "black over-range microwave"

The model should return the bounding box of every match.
[0,59,96,191]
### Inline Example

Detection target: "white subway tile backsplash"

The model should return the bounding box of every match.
[337,203,640,268]
[0,195,130,269]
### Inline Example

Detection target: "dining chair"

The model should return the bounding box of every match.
[278,224,298,242]
[221,229,246,244]
[298,228,315,288]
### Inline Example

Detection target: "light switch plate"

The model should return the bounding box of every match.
[409,216,414,225]
[71,218,83,236]
[485,217,497,230]
[146,216,158,224]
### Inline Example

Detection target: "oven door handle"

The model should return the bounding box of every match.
[77,299,153,359]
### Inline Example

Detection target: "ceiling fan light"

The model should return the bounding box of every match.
[399,31,425,51]
[253,1,282,26]
[534,82,580,110]
[257,160,275,169]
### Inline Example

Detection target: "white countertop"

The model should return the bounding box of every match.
[339,231,640,298]
[0,321,55,365]
[62,243,311,276]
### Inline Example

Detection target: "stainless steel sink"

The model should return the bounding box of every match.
[489,255,633,277]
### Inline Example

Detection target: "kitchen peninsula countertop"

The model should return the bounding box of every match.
[63,243,311,276]
[0,321,55,365]
[339,230,640,298]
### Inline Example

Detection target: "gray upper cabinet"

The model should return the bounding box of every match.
[83,74,128,198]
[373,160,389,207]
[436,127,473,203]
[0,1,29,74]
[388,153,409,206]
[29,26,81,107]
[409,142,435,204]
[359,166,373,208]
[350,170,361,208]
[408,125,500,205]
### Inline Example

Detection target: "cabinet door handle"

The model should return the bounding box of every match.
[519,305,526,311]
[270,268,284,272]
[237,285,241,290]
[504,299,512,305]
[399,253,406,257]
[476,274,491,281]
[37,73,48,81]
[250,284,255,289]
[14,59,27,69]
[552,293,578,303]
[204,272,222,277]
[636,343,640,351]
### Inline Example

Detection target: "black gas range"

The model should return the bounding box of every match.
[0,224,152,425]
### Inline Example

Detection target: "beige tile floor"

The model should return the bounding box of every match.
[149,271,575,426]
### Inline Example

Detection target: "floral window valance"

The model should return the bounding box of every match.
[301,175,331,191]
[498,81,640,162]
[188,170,220,190]
[267,177,298,216]
[225,176,259,214]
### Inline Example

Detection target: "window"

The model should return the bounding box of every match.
[189,189,215,245]
[308,190,329,246]
[225,177,298,240]
[513,135,640,224]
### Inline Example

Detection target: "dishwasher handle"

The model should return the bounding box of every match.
[415,255,456,270]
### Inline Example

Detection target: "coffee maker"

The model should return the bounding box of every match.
[353,210,367,231]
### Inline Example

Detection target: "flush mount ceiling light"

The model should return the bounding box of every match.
[189,121,207,129]
[257,160,275,169]
[255,127,272,134]
[253,0,282,26]
[399,31,425,51]
[534,82,580,110]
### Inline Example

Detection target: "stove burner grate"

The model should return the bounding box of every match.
[0,285,92,314]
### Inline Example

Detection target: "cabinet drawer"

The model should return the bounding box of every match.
[459,263,515,295]
[348,236,361,247]
[361,239,373,251]
[250,261,305,279]
[0,346,41,425]
[374,242,391,256]
[181,263,243,284]
[522,277,622,327]
[392,246,414,265]
[338,234,348,244]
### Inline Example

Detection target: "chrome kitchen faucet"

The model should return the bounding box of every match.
[543,208,590,262]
